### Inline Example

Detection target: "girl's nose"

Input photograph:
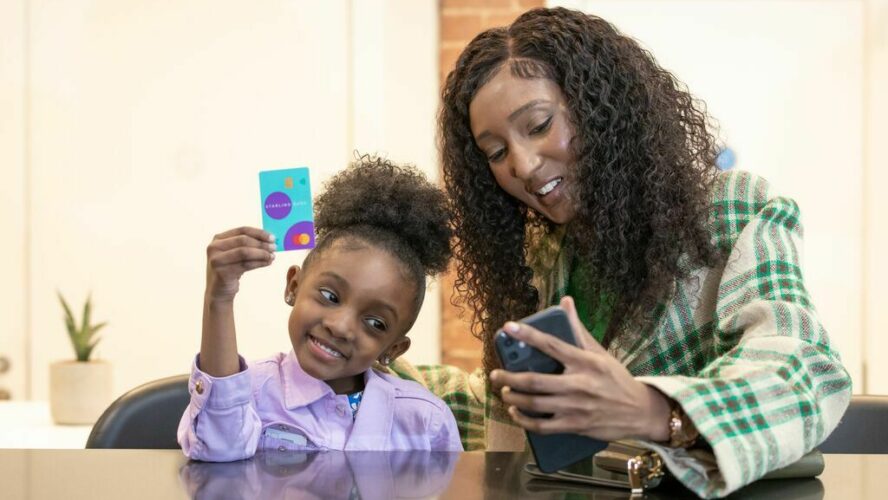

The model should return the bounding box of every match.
[324,310,355,341]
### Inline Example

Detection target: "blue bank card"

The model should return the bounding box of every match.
[259,167,315,252]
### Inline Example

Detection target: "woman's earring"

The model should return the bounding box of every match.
[381,357,390,366]
[285,292,294,306]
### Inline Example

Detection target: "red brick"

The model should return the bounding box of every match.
[440,47,464,76]
[442,0,513,9]
[441,13,486,42]
[515,0,544,10]
[486,12,520,28]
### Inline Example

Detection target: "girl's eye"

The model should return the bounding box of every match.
[529,116,553,135]
[365,317,387,332]
[319,288,339,304]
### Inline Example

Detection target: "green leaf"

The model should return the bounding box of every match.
[58,291,80,355]
[81,339,100,361]
[57,290,108,361]
[57,291,75,333]
[81,294,92,343]
[88,322,107,343]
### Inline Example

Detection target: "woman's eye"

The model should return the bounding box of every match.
[365,317,387,332]
[529,116,553,135]
[319,289,339,304]
[487,148,506,163]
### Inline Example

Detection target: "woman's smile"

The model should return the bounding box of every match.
[530,176,567,208]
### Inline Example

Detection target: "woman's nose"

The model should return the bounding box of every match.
[508,142,540,181]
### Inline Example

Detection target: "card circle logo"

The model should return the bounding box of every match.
[264,191,292,220]
[285,221,315,250]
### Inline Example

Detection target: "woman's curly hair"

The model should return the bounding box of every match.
[309,154,452,312]
[440,7,723,374]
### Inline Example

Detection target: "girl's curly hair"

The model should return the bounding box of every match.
[440,7,723,374]
[308,155,452,313]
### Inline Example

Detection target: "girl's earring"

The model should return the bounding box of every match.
[285,292,294,306]
[381,357,390,366]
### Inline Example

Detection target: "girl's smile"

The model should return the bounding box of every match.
[307,333,348,361]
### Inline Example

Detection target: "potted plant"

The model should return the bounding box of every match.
[49,292,112,424]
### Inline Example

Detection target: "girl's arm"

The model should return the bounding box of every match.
[200,226,276,377]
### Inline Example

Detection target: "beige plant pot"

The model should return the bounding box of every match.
[49,360,113,425]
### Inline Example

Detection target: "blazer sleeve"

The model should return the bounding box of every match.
[637,179,852,498]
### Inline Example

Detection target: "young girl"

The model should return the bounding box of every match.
[178,156,462,461]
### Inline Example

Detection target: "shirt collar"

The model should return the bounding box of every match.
[281,351,379,409]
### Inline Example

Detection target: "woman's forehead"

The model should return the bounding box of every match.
[469,70,565,132]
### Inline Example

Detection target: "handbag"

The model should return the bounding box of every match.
[523,440,825,496]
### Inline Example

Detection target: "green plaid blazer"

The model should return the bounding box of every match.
[387,170,851,498]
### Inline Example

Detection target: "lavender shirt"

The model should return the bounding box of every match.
[177,351,463,462]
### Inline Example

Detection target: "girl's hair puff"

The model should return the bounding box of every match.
[307,154,452,312]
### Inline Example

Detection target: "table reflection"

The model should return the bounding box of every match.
[179,450,458,500]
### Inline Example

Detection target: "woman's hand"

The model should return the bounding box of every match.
[489,296,672,442]
[205,227,277,302]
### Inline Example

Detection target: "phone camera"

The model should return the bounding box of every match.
[508,351,519,361]
[504,337,514,347]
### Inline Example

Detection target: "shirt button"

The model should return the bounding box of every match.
[278,446,286,452]
[336,405,346,417]
[194,380,204,395]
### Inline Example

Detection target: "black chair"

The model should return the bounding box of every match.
[819,395,888,454]
[86,374,190,449]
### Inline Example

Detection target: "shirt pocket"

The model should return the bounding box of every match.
[259,423,317,452]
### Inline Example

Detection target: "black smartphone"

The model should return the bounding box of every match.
[494,306,608,473]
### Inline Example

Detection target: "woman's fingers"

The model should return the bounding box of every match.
[500,320,586,365]
[492,369,591,395]
[559,296,606,354]
[501,386,591,415]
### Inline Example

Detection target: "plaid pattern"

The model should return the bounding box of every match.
[387,170,851,498]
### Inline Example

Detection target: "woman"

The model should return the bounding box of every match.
[389,7,850,497]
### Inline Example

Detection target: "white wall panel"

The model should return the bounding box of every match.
[24,0,438,401]
[864,0,888,394]
[552,0,865,389]
[0,0,27,399]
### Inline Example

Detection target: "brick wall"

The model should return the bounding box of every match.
[439,0,544,371]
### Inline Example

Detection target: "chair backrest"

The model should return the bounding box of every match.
[819,395,888,454]
[86,374,190,449]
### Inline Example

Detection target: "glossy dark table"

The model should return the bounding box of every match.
[0,449,883,499]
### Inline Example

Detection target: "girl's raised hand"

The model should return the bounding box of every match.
[205,227,276,302]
